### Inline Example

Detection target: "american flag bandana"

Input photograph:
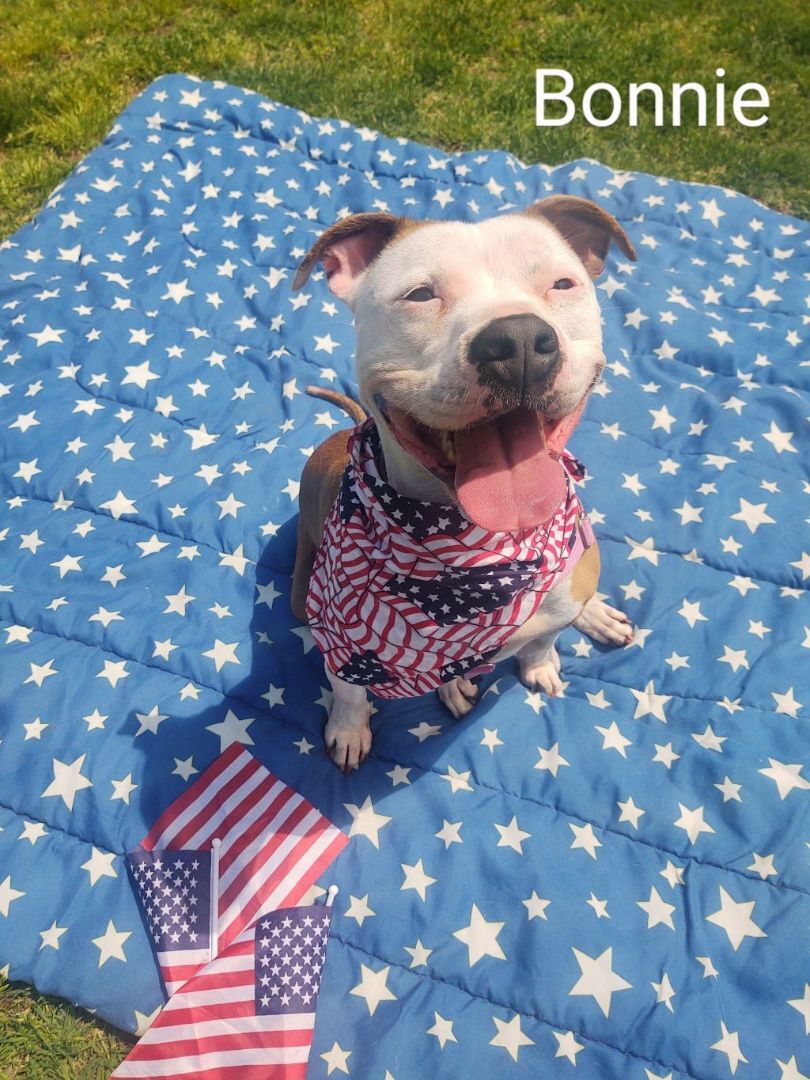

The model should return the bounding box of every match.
[306,420,594,699]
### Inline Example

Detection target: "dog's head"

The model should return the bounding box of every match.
[294,197,635,531]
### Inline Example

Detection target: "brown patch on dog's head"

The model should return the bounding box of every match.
[292,212,432,300]
[522,195,636,278]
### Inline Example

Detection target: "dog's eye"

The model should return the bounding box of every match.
[552,278,576,290]
[403,285,436,302]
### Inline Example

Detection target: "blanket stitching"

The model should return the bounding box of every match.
[0,793,122,857]
[109,90,810,256]
[0,487,271,569]
[366,745,810,899]
[3,275,808,453]
[3,479,804,601]
[330,930,704,1080]
[4,247,808,399]
[2,616,807,897]
[551,655,810,719]
[594,530,809,595]
[0,366,806,498]
[3,565,808,722]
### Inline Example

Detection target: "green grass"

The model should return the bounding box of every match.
[0,0,806,1071]
[0,0,808,238]
[0,976,133,1078]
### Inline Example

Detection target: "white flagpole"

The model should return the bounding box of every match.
[325,884,339,907]
[209,837,221,959]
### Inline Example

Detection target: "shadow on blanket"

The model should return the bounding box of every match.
[130,512,521,840]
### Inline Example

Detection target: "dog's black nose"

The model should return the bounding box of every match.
[468,314,561,395]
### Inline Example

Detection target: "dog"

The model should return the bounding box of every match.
[290,196,636,771]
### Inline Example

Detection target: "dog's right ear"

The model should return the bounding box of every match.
[292,212,405,302]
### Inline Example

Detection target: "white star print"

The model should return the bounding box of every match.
[81,848,118,886]
[651,972,676,1012]
[535,742,570,776]
[91,920,132,967]
[554,1029,584,1064]
[96,659,129,688]
[320,1043,351,1075]
[0,875,26,917]
[349,963,396,1015]
[427,1012,456,1048]
[343,796,391,849]
[494,816,531,853]
[201,639,240,671]
[453,904,505,966]
[569,822,602,859]
[730,497,776,533]
[673,803,715,844]
[759,759,810,799]
[489,1014,534,1062]
[400,859,437,900]
[24,659,58,687]
[435,820,463,847]
[206,708,254,750]
[637,887,676,930]
[568,946,632,1016]
[39,921,67,951]
[404,940,432,968]
[41,753,93,809]
[344,895,375,926]
[787,984,810,1035]
[710,1022,748,1074]
[630,680,671,722]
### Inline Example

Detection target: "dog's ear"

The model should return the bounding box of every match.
[292,212,406,301]
[523,195,636,278]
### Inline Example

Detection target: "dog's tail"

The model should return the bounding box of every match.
[305,385,367,425]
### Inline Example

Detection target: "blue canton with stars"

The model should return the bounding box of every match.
[128,849,211,953]
[0,73,808,1079]
[254,904,331,1016]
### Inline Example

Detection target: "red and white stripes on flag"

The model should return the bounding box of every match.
[110,922,316,1079]
[137,743,347,996]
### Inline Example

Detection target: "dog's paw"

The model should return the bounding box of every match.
[324,711,372,773]
[519,645,563,696]
[437,676,479,719]
[574,596,633,646]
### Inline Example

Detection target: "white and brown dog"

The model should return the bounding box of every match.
[291,197,636,771]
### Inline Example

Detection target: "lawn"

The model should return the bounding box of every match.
[0,0,807,1072]
[0,0,808,238]
[0,980,132,1080]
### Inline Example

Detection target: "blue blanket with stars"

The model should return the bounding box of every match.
[0,73,808,1079]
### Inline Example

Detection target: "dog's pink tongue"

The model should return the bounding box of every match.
[454,408,566,532]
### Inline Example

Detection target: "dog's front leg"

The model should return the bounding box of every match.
[573,595,633,646]
[517,630,564,697]
[437,676,479,719]
[324,669,372,772]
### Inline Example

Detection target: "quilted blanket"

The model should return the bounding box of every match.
[0,73,808,1079]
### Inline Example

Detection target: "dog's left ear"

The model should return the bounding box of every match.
[292,212,407,302]
[523,195,636,278]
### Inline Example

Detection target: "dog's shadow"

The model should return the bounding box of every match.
[130,513,539,840]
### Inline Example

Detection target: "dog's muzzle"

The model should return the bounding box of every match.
[468,313,562,397]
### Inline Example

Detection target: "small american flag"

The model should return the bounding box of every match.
[111,902,334,1079]
[114,745,347,1078]
[128,849,216,992]
[128,743,348,996]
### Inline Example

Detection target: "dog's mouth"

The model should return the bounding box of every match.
[376,397,586,532]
